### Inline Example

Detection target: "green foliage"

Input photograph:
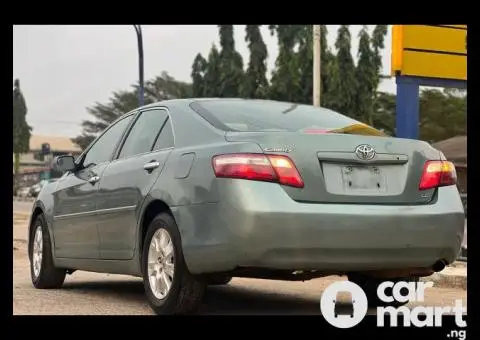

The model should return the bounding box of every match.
[13,79,32,155]
[371,25,388,93]
[191,53,208,97]
[204,45,222,97]
[355,26,376,124]
[329,25,358,116]
[372,91,396,135]
[217,25,245,97]
[244,25,269,99]
[419,89,466,142]
[268,25,303,102]
[368,89,466,142]
[13,78,32,192]
[295,25,313,104]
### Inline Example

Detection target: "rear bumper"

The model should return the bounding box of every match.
[173,182,465,275]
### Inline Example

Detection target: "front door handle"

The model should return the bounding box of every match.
[88,175,100,184]
[144,161,160,172]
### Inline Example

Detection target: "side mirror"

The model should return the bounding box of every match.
[53,155,76,173]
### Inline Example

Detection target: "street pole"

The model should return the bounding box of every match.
[133,25,145,107]
[313,25,321,107]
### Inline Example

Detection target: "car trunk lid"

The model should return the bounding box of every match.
[225,129,441,205]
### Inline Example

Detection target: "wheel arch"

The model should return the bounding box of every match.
[28,203,50,259]
[138,199,174,273]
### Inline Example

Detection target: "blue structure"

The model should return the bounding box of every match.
[395,75,467,139]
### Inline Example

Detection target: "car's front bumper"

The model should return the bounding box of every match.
[173,182,465,275]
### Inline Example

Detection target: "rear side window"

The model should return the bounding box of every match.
[153,118,174,150]
[190,100,362,133]
[118,109,168,159]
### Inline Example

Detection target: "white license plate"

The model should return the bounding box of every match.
[341,165,387,192]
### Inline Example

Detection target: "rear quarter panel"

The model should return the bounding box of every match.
[144,101,265,259]
[147,101,264,206]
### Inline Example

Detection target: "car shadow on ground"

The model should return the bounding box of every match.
[60,279,365,315]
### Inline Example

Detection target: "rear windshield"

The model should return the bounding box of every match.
[190,99,364,133]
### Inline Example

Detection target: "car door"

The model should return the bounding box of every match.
[52,114,134,259]
[96,108,175,260]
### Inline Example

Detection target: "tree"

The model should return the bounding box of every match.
[318,26,338,108]
[268,25,303,102]
[144,71,192,100]
[295,25,314,104]
[244,25,269,99]
[329,25,357,116]
[73,72,191,150]
[419,89,466,142]
[355,26,376,124]
[191,53,208,97]
[372,91,396,135]
[370,25,388,109]
[13,79,32,191]
[203,44,222,97]
[296,25,337,106]
[217,25,245,97]
[371,25,388,90]
[73,90,140,150]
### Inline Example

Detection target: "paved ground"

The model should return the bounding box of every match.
[13,217,467,315]
[13,200,33,213]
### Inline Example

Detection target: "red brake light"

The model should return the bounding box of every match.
[419,160,457,190]
[212,153,304,188]
[303,128,330,134]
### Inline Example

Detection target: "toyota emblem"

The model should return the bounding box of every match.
[355,144,376,161]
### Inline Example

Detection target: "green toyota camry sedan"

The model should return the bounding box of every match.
[28,98,465,314]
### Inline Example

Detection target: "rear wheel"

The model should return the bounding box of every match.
[142,213,206,315]
[29,214,66,289]
[348,274,419,308]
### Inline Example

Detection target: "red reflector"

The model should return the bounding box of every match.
[419,160,457,190]
[212,153,304,188]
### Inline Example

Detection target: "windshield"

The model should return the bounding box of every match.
[190,99,384,135]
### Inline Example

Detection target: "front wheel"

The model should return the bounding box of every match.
[29,214,66,289]
[142,213,206,315]
[348,274,419,308]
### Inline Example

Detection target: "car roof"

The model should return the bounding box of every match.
[138,98,296,111]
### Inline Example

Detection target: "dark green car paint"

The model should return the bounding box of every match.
[30,98,465,279]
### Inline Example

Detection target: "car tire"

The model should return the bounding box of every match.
[29,214,66,289]
[142,212,206,315]
[348,274,419,308]
[207,275,232,286]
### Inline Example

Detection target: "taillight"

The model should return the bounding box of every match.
[419,160,457,190]
[212,153,304,188]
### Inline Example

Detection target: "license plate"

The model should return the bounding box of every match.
[341,165,387,192]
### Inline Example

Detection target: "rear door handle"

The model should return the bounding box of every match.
[88,175,100,184]
[144,161,160,172]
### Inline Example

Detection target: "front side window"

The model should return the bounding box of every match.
[82,115,133,167]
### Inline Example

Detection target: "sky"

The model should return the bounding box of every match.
[13,25,395,138]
